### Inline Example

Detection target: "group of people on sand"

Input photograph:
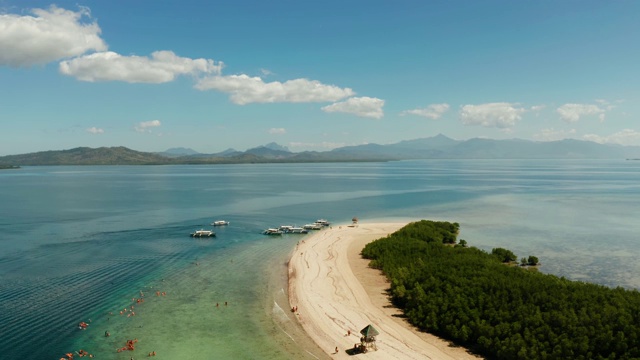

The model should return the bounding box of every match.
[291,305,298,312]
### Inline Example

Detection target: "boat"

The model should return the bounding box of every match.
[262,228,283,235]
[190,229,216,237]
[303,223,323,230]
[279,225,308,234]
[211,220,230,226]
[315,219,330,226]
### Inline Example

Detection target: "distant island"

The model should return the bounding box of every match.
[2,134,640,166]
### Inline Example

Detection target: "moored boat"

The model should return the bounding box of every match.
[315,219,330,226]
[190,229,216,237]
[303,223,323,230]
[211,220,230,226]
[262,228,283,235]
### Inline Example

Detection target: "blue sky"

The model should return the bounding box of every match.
[0,0,638,155]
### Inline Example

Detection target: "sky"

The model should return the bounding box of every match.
[0,0,638,155]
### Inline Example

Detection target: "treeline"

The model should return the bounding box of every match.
[361,220,640,359]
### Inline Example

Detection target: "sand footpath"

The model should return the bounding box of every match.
[288,222,481,359]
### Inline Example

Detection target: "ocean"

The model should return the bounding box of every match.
[1,160,639,359]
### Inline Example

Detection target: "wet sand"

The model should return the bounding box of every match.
[288,222,481,359]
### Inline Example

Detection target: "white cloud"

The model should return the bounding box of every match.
[268,128,286,135]
[0,5,107,67]
[195,75,354,105]
[583,129,640,146]
[459,102,525,128]
[321,97,385,119]
[400,103,450,119]
[60,50,222,83]
[86,127,104,134]
[556,103,605,123]
[533,128,577,141]
[135,120,161,133]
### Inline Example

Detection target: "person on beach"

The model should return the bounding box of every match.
[335,346,339,353]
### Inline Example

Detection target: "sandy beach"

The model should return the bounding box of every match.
[288,221,481,360]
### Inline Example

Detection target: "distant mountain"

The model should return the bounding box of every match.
[0,146,172,165]
[2,135,640,166]
[245,142,291,159]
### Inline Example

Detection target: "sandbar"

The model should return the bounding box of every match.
[288,221,481,359]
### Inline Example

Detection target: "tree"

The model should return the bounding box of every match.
[459,239,468,247]
[528,256,539,266]
[491,247,517,263]
[521,257,528,266]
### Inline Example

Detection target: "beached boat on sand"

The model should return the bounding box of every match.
[190,229,216,237]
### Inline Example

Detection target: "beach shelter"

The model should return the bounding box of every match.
[352,217,359,224]
[359,324,379,351]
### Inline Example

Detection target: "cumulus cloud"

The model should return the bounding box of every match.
[400,103,450,119]
[556,103,606,123]
[268,128,286,135]
[583,129,640,146]
[59,50,222,83]
[86,127,104,134]
[321,97,385,119]
[533,128,577,141]
[135,120,161,133]
[0,5,107,67]
[195,75,354,105]
[459,102,525,128]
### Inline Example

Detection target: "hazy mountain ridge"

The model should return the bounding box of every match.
[2,135,640,166]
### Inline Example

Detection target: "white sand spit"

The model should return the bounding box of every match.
[288,222,482,359]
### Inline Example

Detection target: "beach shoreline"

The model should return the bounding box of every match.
[288,221,481,359]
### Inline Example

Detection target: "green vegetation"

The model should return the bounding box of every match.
[361,220,640,359]
[0,164,20,169]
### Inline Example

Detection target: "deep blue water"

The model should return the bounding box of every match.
[1,160,639,359]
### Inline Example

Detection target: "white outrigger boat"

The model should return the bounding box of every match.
[303,223,323,230]
[190,229,216,237]
[278,225,309,234]
[262,228,283,235]
[211,220,230,226]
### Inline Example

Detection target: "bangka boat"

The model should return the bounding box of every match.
[190,229,216,237]
[211,220,230,226]
[262,228,283,235]
[303,223,323,230]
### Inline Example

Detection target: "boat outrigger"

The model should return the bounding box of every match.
[190,229,216,237]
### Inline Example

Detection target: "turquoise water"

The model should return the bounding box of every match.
[1,160,640,359]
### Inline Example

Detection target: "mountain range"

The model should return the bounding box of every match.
[2,135,640,166]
